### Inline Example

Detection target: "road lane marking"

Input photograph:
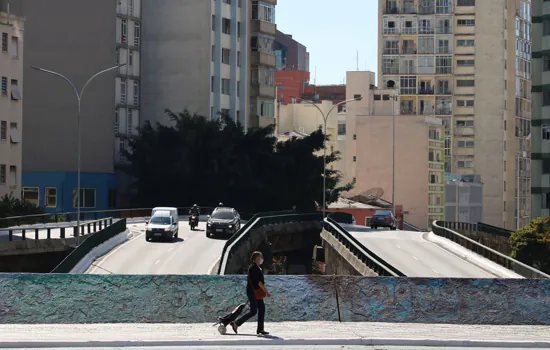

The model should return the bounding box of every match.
[168,247,174,252]
[412,256,419,261]
[432,268,439,274]
[155,260,160,265]
[87,230,137,274]
[395,245,401,249]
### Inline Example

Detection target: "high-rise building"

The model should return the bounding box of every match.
[274,30,310,71]
[532,1,549,219]
[141,0,277,130]
[0,6,23,200]
[378,0,532,229]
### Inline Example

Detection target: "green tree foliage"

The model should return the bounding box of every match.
[0,193,44,218]
[124,109,353,213]
[510,217,550,274]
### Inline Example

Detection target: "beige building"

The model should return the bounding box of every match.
[0,10,23,199]
[379,0,532,229]
[277,100,345,174]
[344,71,445,229]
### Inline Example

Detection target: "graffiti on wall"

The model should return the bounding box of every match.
[0,274,549,325]
[337,277,550,325]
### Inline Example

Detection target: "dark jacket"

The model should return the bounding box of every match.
[189,207,200,216]
[246,263,264,294]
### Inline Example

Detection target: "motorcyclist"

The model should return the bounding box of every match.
[189,204,200,224]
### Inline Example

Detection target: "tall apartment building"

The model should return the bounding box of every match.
[532,1,550,219]
[274,30,310,71]
[0,7,23,200]
[378,0,532,229]
[115,0,142,164]
[17,0,119,213]
[141,0,277,130]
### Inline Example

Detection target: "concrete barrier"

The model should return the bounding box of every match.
[0,275,548,325]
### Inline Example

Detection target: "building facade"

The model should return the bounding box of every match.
[445,172,483,224]
[378,0,532,229]
[141,0,277,130]
[532,0,550,219]
[18,0,118,213]
[0,8,23,200]
[343,71,445,230]
[274,30,310,71]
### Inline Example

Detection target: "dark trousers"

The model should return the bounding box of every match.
[235,290,265,332]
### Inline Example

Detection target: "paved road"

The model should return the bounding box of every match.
[343,225,495,278]
[86,221,226,275]
[25,347,545,350]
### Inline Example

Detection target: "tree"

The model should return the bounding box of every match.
[0,193,44,219]
[123,109,352,213]
[509,217,550,274]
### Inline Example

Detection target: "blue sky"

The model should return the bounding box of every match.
[276,0,379,85]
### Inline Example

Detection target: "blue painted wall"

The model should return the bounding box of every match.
[22,172,117,213]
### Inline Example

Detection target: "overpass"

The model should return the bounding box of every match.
[1,208,548,280]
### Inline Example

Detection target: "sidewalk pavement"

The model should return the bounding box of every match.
[1,322,549,348]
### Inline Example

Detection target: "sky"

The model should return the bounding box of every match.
[276,0,379,85]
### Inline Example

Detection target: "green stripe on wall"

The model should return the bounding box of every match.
[532,119,550,126]
[532,85,550,92]
[531,187,550,195]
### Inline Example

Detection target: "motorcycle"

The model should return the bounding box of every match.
[189,214,199,230]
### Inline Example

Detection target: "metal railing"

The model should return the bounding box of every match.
[439,221,513,238]
[2,217,114,242]
[432,221,549,279]
[323,217,405,277]
[218,211,321,275]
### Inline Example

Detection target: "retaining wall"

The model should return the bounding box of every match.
[0,274,548,325]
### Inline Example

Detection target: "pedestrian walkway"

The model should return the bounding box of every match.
[1,322,549,348]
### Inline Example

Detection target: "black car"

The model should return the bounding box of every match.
[206,207,241,238]
[370,210,397,230]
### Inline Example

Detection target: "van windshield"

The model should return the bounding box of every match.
[150,216,171,225]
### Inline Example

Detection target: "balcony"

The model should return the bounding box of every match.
[436,47,452,54]
[402,47,417,54]
[251,52,276,67]
[250,20,276,36]
[401,107,416,115]
[437,89,452,95]
[383,27,399,35]
[383,67,400,75]
[250,83,276,99]
[384,6,399,14]
[383,47,399,55]
[419,6,435,14]
[436,6,453,14]
[419,87,434,95]
[401,27,417,35]
[436,67,452,74]
[419,27,435,34]
[435,108,452,115]
[436,26,453,34]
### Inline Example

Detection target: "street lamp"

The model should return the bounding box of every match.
[31,64,126,245]
[290,95,363,220]
[389,93,398,219]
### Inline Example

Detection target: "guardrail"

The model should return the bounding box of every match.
[403,221,424,232]
[439,221,513,238]
[2,218,114,242]
[51,219,127,273]
[323,217,405,277]
[432,220,549,279]
[1,207,255,229]
[218,211,320,275]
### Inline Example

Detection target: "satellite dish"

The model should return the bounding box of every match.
[362,188,384,200]
[386,80,395,88]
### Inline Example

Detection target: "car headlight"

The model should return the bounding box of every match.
[207,223,211,226]
[165,228,171,232]
[228,224,233,228]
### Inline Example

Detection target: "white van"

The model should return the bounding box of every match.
[145,207,179,242]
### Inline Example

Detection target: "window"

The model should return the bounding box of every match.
[120,80,126,104]
[129,50,133,67]
[374,94,381,100]
[0,164,5,184]
[222,48,230,64]
[400,76,417,94]
[11,36,18,58]
[10,79,21,100]
[544,56,550,72]
[212,15,216,31]
[133,80,139,105]
[9,165,16,187]
[252,1,276,23]
[128,0,134,15]
[542,125,550,140]
[338,121,346,135]
[127,109,133,135]
[429,174,440,184]
[73,188,96,208]
[22,187,39,206]
[457,39,474,47]
[0,121,6,140]
[353,156,357,162]
[222,78,230,95]
[544,91,550,106]
[456,79,475,87]
[121,19,127,43]
[457,59,475,66]
[1,32,7,52]
[353,134,357,140]
[222,18,231,34]
[436,56,452,74]
[1,77,6,96]
[457,161,474,168]
[544,20,550,36]
[134,23,140,46]
[456,120,474,127]
[45,187,57,208]
[10,122,20,143]
[457,0,474,5]
[457,19,475,26]
[251,34,274,55]
[456,100,474,107]
[457,140,474,148]
[237,51,241,67]
[254,99,274,117]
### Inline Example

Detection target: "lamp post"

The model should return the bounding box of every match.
[290,95,363,220]
[389,93,398,219]
[31,64,126,245]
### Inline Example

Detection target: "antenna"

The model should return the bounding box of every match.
[356,49,359,71]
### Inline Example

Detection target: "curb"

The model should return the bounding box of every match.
[1,338,549,348]
[70,230,132,274]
